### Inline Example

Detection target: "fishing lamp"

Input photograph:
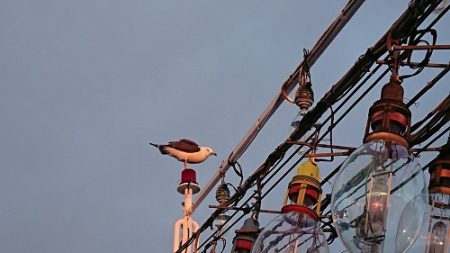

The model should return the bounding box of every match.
[252,159,329,253]
[231,216,261,253]
[399,138,450,253]
[331,75,427,253]
[426,139,450,253]
[177,168,200,194]
[295,81,314,115]
[291,69,314,129]
[215,182,231,229]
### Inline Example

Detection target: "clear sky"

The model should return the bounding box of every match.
[1,1,449,253]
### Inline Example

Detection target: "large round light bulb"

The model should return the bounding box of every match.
[395,191,428,253]
[425,191,450,253]
[331,139,427,253]
[252,209,328,253]
[400,192,450,253]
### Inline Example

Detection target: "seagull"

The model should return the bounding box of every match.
[149,139,217,168]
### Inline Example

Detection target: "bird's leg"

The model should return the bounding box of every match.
[183,159,187,170]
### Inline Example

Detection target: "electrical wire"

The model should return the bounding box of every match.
[192,68,448,253]
[195,150,299,251]
[175,2,449,252]
[229,161,244,188]
[189,59,447,253]
[399,28,437,80]
[411,94,450,145]
[406,64,450,107]
[196,93,448,252]
[194,62,385,251]
[195,142,312,251]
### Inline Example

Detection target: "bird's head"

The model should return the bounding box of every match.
[203,147,217,157]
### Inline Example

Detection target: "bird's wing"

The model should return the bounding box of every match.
[168,139,201,152]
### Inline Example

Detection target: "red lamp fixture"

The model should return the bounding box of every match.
[231,216,260,253]
[252,159,329,253]
[283,158,322,221]
[177,168,200,194]
[363,76,411,147]
[426,139,450,252]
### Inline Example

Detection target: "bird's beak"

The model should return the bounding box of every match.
[212,152,217,156]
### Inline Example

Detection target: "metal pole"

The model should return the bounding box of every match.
[376,60,450,69]
[174,183,200,253]
[192,0,366,213]
[393,44,450,50]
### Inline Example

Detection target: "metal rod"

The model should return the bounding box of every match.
[430,215,450,221]
[288,142,440,155]
[208,205,282,214]
[285,140,356,151]
[305,151,352,158]
[376,60,450,68]
[191,0,366,213]
[411,147,442,153]
[393,44,450,50]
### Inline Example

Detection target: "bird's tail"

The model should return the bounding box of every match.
[149,142,169,155]
[149,142,159,148]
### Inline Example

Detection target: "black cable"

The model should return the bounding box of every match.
[411,95,450,145]
[196,138,313,251]
[195,146,302,251]
[400,28,437,80]
[195,64,388,251]
[219,238,226,253]
[230,161,244,187]
[198,63,385,248]
[406,65,450,108]
[194,63,445,252]
[302,48,311,80]
[316,105,335,162]
[197,88,448,252]
[320,67,390,185]
[253,178,263,221]
[178,2,448,251]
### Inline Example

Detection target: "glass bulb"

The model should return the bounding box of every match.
[291,111,306,130]
[402,192,450,253]
[215,213,231,229]
[429,221,447,253]
[252,211,329,253]
[395,191,428,253]
[331,139,427,253]
[427,193,450,253]
[290,112,309,157]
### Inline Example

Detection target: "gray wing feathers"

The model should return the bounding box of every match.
[168,139,200,152]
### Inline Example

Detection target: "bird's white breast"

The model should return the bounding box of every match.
[164,147,208,164]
